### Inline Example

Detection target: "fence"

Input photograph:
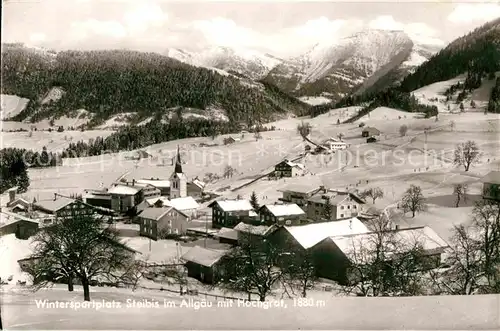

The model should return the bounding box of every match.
[139,284,258,302]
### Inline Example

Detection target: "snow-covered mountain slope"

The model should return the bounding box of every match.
[165,46,283,80]
[264,29,439,101]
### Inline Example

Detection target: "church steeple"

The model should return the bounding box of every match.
[174,145,183,174]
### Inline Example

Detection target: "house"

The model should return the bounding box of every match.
[322,138,347,151]
[362,127,381,137]
[258,203,306,226]
[233,222,277,242]
[138,206,191,240]
[135,178,171,196]
[187,177,206,200]
[215,227,239,245]
[274,159,305,177]
[0,211,39,239]
[208,199,258,229]
[83,189,112,210]
[163,196,200,219]
[278,185,324,208]
[181,246,229,284]
[270,217,370,252]
[306,189,366,221]
[481,171,500,201]
[124,149,152,160]
[33,196,96,220]
[310,226,448,285]
[107,180,160,213]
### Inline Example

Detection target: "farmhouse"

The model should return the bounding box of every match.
[33,196,96,220]
[362,127,381,137]
[278,185,324,208]
[258,203,306,226]
[208,199,258,229]
[83,189,112,210]
[481,171,500,201]
[215,227,239,245]
[163,196,200,219]
[306,189,366,221]
[107,180,161,214]
[186,177,206,201]
[135,178,171,196]
[2,187,31,213]
[138,206,191,240]
[181,246,229,284]
[273,159,305,177]
[233,222,277,242]
[270,217,370,251]
[310,226,449,285]
[0,211,39,239]
[322,138,347,151]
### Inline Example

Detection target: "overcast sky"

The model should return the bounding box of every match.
[3,0,500,58]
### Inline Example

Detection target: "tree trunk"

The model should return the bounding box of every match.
[465,164,469,172]
[412,210,415,217]
[456,196,460,208]
[372,198,376,204]
[247,292,251,301]
[259,294,266,302]
[68,275,74,292]
[82,278,91,301]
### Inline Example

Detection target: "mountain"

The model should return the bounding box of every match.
[1,44,309,128]
[165,46,283,80]
[264,29,439,102]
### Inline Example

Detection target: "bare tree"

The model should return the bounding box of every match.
[453,184,469,207]
[401,185,426,217]
[361,187,384,204]
[399,125,408,137]
[281,248,317,298]
[342,215,427,296]
[29,212,136,301]
[471,199,500,292]
[297,121,312,140]
[223,165,235,179]
[337,132,345,141]
[432,224,482,295]
[217,233,285,301]
[453,140,480,172]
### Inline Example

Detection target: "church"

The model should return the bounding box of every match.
[169,146,206,200]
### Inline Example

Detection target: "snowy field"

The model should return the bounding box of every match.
[1,285,498,330]
[298,95,332,106]
[1,129,115,152]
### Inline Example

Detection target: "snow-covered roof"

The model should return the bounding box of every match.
[279,159,305,170]
[164,196,199,211]
[278,184,320,195]
[138,207,173,221]
[136,179,171,188]
[190,178,206,190]
[34,197,75,213]
[284,218,369,249]
[181,246,228,267]
[234,222,276,236]
[83,192,111,200]
[209,199,254,212]
[262,204,305,217]
[0,211,38,228]
[329,226,449,263]
[216,227,239,241]
[482,171,500,184]
[107,185,141,195]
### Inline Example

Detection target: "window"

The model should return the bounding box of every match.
[341,206,344,210]
[347,205,350,209]
[340,214,344,218]
[353,205,357,209]
[285,220,292,226]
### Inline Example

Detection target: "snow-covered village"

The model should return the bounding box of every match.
[1,1,500,329]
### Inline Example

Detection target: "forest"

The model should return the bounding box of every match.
[1,46,309,126]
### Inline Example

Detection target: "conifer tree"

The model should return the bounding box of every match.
[250,191,259,210]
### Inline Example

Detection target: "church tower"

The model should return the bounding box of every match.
[169,146,187,199]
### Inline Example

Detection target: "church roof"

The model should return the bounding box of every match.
[175,145,183,174]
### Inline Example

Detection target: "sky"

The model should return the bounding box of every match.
[2,0,500,58]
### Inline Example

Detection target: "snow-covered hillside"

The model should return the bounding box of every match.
[265,29,438,100]
[299,96,332,106]
[0,94,29,120]
[165,46,283,80]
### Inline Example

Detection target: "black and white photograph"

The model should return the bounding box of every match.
[1,0,500,329]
